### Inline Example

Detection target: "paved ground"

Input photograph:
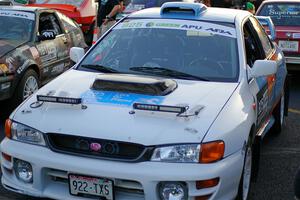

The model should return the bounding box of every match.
[0,72,300,200]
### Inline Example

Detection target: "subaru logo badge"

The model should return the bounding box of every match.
[90,143,102,152]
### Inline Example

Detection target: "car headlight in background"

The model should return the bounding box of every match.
[0,63,9,75]
[5,119,46,146]
[151,141,225,163]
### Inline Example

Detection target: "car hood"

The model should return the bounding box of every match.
[0,39,23,58]
[13,70,239,146]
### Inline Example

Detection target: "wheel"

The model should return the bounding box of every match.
[271,93,285,134]
[12,69,39,107]
[236,140,253,200]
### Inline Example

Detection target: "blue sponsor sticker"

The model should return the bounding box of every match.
[81,90,164,107]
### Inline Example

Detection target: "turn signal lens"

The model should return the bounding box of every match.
[195,194,212,200]
[199,141,225,163]
[2,152,11,162]
[5,119,12,139]
[196,178,219,189]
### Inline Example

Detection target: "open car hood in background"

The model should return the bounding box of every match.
[27,3,78,12]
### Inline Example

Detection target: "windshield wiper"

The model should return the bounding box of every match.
[80,64,120,73]
[129,67,209,81]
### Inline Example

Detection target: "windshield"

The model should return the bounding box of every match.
[78,19,239,82]
[35,0,84,7]
[257,3,300,26]
[0,11,34,41]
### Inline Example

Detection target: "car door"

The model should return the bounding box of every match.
[243,17,280,129]
[249,17,286,106]
[35,10,70,83]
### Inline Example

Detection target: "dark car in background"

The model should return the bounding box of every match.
[257,0,300,70]
[0,6,87,106]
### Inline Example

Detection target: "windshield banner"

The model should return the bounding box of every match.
[114,19,236,38]
[0,10,35,20]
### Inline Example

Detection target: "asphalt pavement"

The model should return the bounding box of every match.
[0,72,300,200]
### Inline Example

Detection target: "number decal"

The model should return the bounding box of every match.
[78,181,83,191]
[83,182,88,192]
[72,180,78,191]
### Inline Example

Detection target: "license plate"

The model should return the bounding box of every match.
[278,40,299,52]
[69,174,114,199]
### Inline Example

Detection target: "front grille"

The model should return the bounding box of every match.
[47,168,144,196]
[47,133,147,162]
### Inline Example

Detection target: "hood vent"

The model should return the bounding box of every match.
[91,74,177,96]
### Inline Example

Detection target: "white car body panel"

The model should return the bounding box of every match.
[0,3,288,200]
[13,69,238,146]
[1,139,244,200]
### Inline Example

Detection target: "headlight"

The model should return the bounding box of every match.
[10,121,46,146]
[0,63,9,75]
[151,141,225,163]
[151,144,200,163]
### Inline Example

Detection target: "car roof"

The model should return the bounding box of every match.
[0,5,48,12]
[128,3,250,24]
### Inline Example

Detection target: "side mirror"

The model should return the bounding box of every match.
[70,47,85,63]
[38,31,56,41]
[256,16,276,41]
[249,60,277,78]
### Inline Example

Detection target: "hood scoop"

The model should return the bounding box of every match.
[91,74,177,96]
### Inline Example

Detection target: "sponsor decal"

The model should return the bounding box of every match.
[81,90,164,107]
[0,10,35,20]
[115,19,236,38]
[37,43,57,63]
[257,84,269,125]
[43,67,49,73]
[268,9,299,16]
[293,33,300,39]
[51,63,64,74]
[17,60,30,74]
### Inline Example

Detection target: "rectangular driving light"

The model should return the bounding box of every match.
[133,103,186,114]
[37,95,82,105]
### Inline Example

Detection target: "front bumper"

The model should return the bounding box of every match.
[1,139,244,200]
[285,56,300,65]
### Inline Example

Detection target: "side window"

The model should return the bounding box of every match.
[39,12,63,36]
[249,17,274,57]
[56,12,78,32]
[243,20,263,67]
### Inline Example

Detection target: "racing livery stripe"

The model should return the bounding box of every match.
[114,19,237,38]
[0,10,35,20]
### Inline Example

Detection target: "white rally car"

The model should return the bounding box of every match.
[1,2,288,200]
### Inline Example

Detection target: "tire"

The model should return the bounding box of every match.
[236,140,253,200]
[12,69,39,107]
[271,93,285,134]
